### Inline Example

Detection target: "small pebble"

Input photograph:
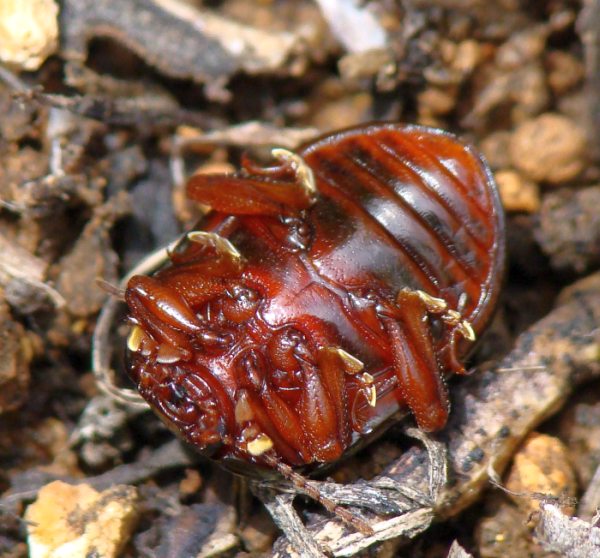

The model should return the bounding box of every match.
[509,113,587,184]
[418,86,457,118]
[546,50,584,95]
[25,481,138,558]
[505,432,577,517]
[535,185,600,273]
[179,468,203,497]
[451,39,482,75]
[494,169,540,213]
[480,131,513,170]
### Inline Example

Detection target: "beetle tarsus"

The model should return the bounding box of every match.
[271,147,317,198]
[186,230,243,262]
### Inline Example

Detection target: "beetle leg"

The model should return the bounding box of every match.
[163,231,244,279]
[234,350,311,464]
[383,288,478,429]
[126,276,200,360]
[186,174,314,217]
[328,347,365,374]
[125,275,233,361]
[316,347,357,447]
[270,148,317,198]
[412,289,475,343]
[325,346,378,410]
[358,372,378,408]
[260,388,313,462]
[187,149,316,216]
[126,275,203,334]
[183,231,242,265]
[297,360,346,462]
[235,389,305,466]
[262,327,349,462]
[383,289,450,432]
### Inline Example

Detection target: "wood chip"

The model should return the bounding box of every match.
[510,113,587,184]
[535,503,600,558]
[60,0,306,101]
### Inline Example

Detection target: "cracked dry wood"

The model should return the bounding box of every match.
[270,273,600,557]
[536,502,600,557]
[59,0,306,100]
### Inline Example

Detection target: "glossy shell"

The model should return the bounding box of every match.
[124,122,505,472]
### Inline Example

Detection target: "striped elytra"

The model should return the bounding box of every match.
[124,122,505,475]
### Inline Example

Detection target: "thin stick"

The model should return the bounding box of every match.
[262,453,375,536]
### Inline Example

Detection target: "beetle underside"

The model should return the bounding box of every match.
[123,123,505,534]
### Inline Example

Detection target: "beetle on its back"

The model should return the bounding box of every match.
[124,123,504,476]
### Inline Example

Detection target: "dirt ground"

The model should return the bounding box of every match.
[1,1,600,557]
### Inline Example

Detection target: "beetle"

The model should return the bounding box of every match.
[123,122,504,507]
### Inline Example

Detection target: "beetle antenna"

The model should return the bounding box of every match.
[96,278,126,300]
[261,452,375,536]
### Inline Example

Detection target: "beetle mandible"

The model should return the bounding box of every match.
[124,122,505,483]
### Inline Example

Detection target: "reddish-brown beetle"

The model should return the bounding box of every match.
[124,123,504,484]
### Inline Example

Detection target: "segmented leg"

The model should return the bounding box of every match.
[383,288,476,431]
[125,275,201,361]
[383,308,449,432]
[237,365,354,466]
[235,389,306,466]
[168,230,243,275]
[126,275,202,334]
[186,148,317,216]
[298,360,346,462]
[316,347,355,448]
[235,329,359,465]
[125,273,233,362]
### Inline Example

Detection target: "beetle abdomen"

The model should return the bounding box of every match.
[301,124,503,329]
